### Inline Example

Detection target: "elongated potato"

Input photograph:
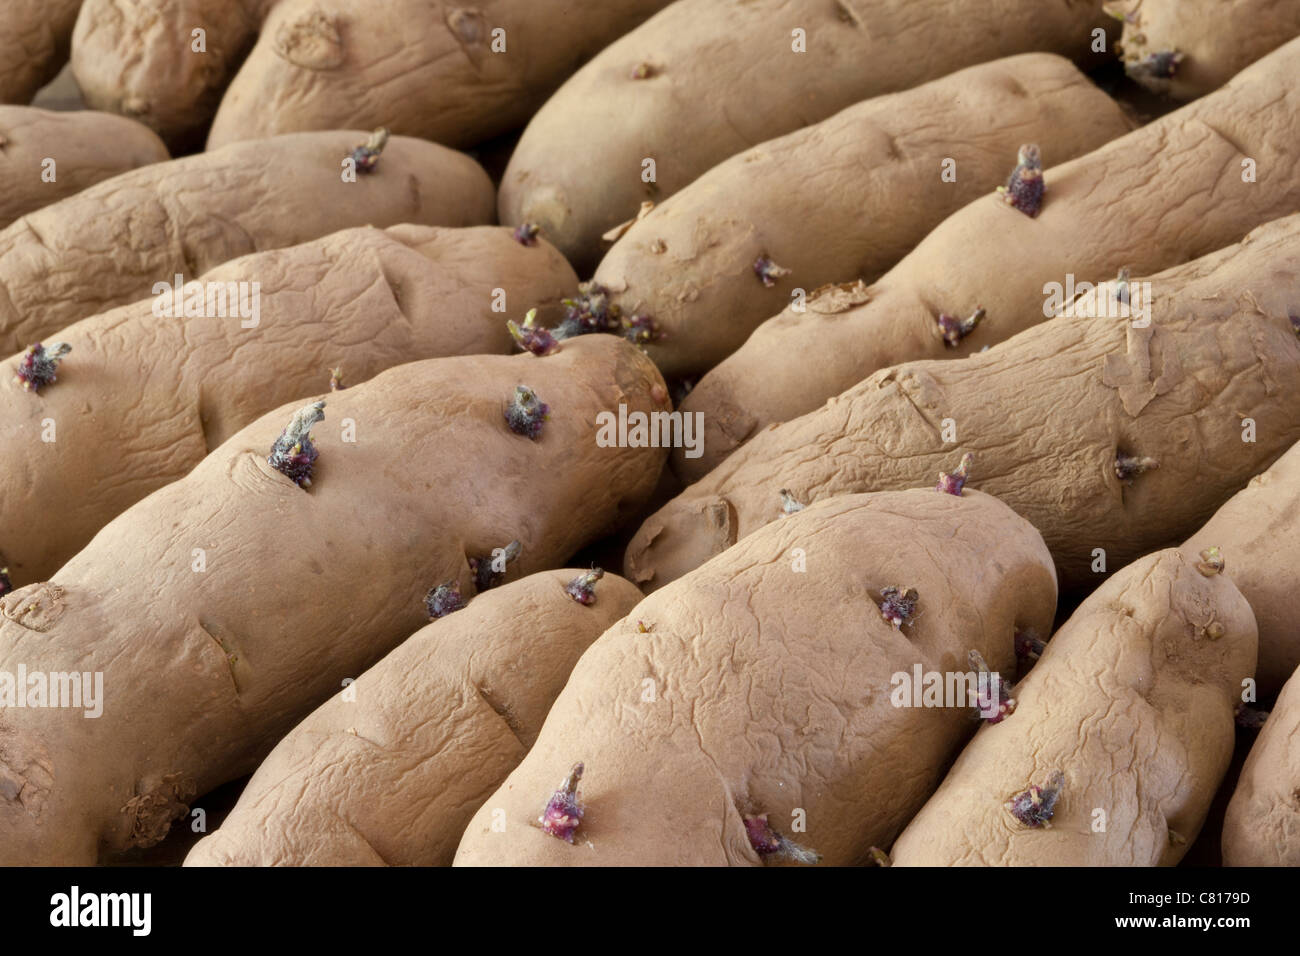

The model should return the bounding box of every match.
[0,225,577,586]
[1106,0,1300,100]
[499,0,1113,271]
[891,549,1255,866]
[455,489,1056,866]
[0,1,83,104]
[1182,440,1300,698]
[593,53,1133,377]
[0,130,494,354]
[1222,665,1300,866]
[72,0,274,149]
[0,107,169,229]
[186,569,644,867]
[681,36,1300,480]
[0,335,667,865]
[206,0,672,152]
[626,213,1300,593]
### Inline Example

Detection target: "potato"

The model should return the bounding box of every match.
[499,0,1113,271]
[0,225,577,586]
[1106,0,1300,100]
[0,130,494,354]
[1182,440,1300,699]
[0,106,169,229]
[454,489,1056,866]
[185,568,644,866]
[0,1,82,104]
[680,36,1300,480]
[1221,665,1300,866]
[71,0,273,149]
[204,0,672,151]
[0,335,668,865]
[625,213,1300,593]
[890,549,1255,866]
[592,53,1133,378]
[454,489,1055,868]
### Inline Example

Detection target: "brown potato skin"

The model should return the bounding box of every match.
[71,0,274,150]
[0,0,82,104]
[0,107,169,228]
[1182,441,1300,699]
[1108,0,1300,100]
[625,213,1300,593]
[455,490,1057,866]
[185,569,645,866]
[594,53,1133,378]
[0,225,578,586]
[0,130,494,354]
[205,0,672,152]
[0,335,668,865]
[499,0,1114,271]
[680,37,1300,481]
[1222,664,1300,866]
[892,549,1256,866]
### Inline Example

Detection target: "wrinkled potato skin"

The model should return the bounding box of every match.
[1107,0,1300,100]
[72,0,276,149]
[0,107,169,228]
[681,37,1300,480]
[455,490,1057,866]
[891,549,1256,866]
[0,130,494,354]
[500,0,1115,271]
[205,0,672,151]
[0,225,577,586]
[626,213,1300,593]
[1222,665,1300,866]
[594,53,1133,378]
[0,336,668,865]
[0,0,82,104]
[186,570,645,866]
[1182,441,1300,698]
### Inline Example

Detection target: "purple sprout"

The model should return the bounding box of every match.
[630,62,657,79]
[936,453,975,496]
[879,586,919,628]
[779,489,805,517]
[741,812,821,865]
[1007,771,1065,828]
[470,539,521,593]
[268,400,325,488]
[564,568,604,606]
[1234,704,1269,730]
[1289,312,1299,337]
[15,342,71,393]
[997,144,1045,218]
[968,650,1016,723]
[557,282,622,338]
[507,309,563,356]
[1132,50,1184,79]
[539,762,585,843]
[349,127,390,173]
[329,366,345,391]
[0,567,10,599]
[504,385,549,439]
[1015,627,1046,673]
[1115,451,1158,482]
[937,306,985,348]
[622,312,662,345]
[753,255,792,288]
[513,223,541,246]
[868,846,892,867]
[424,581,465,619]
